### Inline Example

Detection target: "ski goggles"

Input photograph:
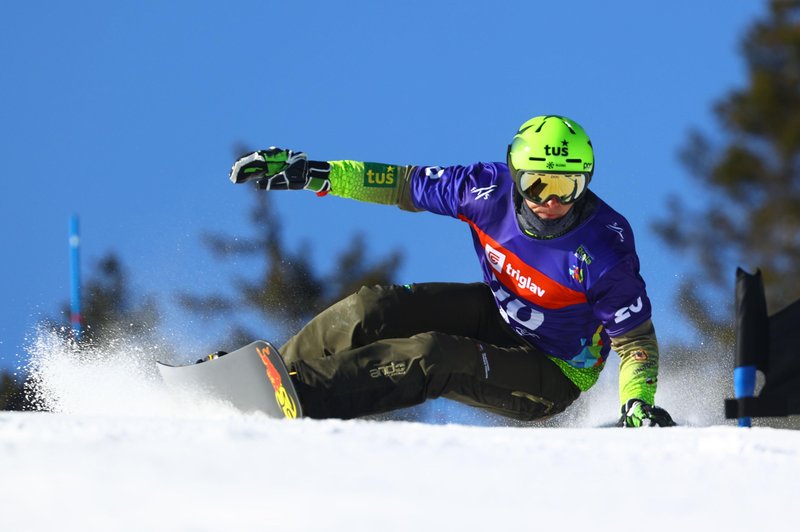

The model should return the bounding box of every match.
[515,171,589,204]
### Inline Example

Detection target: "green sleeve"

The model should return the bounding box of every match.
[611,319,660,406]
[327,160,421,211]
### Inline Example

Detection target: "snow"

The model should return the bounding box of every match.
[2,332,799,531]
[2,414,798,531]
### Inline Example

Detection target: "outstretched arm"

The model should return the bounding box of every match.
[230,148,420,211]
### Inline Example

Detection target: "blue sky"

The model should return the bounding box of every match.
[0,1,765,370]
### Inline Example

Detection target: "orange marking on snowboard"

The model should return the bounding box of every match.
[256,345,298,419]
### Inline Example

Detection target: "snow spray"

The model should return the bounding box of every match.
[24,328,241,418]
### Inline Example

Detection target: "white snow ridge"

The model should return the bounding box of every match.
[1,331,798,531]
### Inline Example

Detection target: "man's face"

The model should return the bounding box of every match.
[525,197,574,220]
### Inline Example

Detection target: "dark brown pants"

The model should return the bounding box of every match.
[281,283,580,420]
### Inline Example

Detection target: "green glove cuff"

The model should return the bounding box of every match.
[328,160,410,205]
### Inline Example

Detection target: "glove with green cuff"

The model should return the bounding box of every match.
[230,148,331,194]
[617,399,676,427]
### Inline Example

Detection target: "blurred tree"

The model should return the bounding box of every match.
[71,253,161,347]
[180,189,403,349]
[0,371,26,410]
[654,0,800,342]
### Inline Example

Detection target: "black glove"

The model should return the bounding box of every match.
[617,399,676,427]
[229,148,331,193]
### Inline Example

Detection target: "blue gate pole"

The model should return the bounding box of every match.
[69,215,82,341]
[733,366,756,427]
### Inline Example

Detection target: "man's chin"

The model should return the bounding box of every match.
[534,211,565,220]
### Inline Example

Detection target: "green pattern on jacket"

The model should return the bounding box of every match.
[548,357,603,391]
[329,160,410,206]
[612,320,659,405]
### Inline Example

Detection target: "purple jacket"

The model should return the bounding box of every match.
[408,162,651,369]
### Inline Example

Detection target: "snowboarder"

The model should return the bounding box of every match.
[229,115,675,427]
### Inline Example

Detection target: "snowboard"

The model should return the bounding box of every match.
[157,340,303,419]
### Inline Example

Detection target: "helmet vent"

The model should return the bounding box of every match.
[534,115,577,135]
[534,115,558,132]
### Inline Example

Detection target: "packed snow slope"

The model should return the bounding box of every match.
[2,332,798,532]
[3,413,799,532]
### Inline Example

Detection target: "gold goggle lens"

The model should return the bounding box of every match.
[517,172,587,204]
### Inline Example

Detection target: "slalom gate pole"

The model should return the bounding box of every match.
[733,366,755,427]
[733,268,768,428]
[69,215,82,341]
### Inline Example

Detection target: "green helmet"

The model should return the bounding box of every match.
[507,115,594,202]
